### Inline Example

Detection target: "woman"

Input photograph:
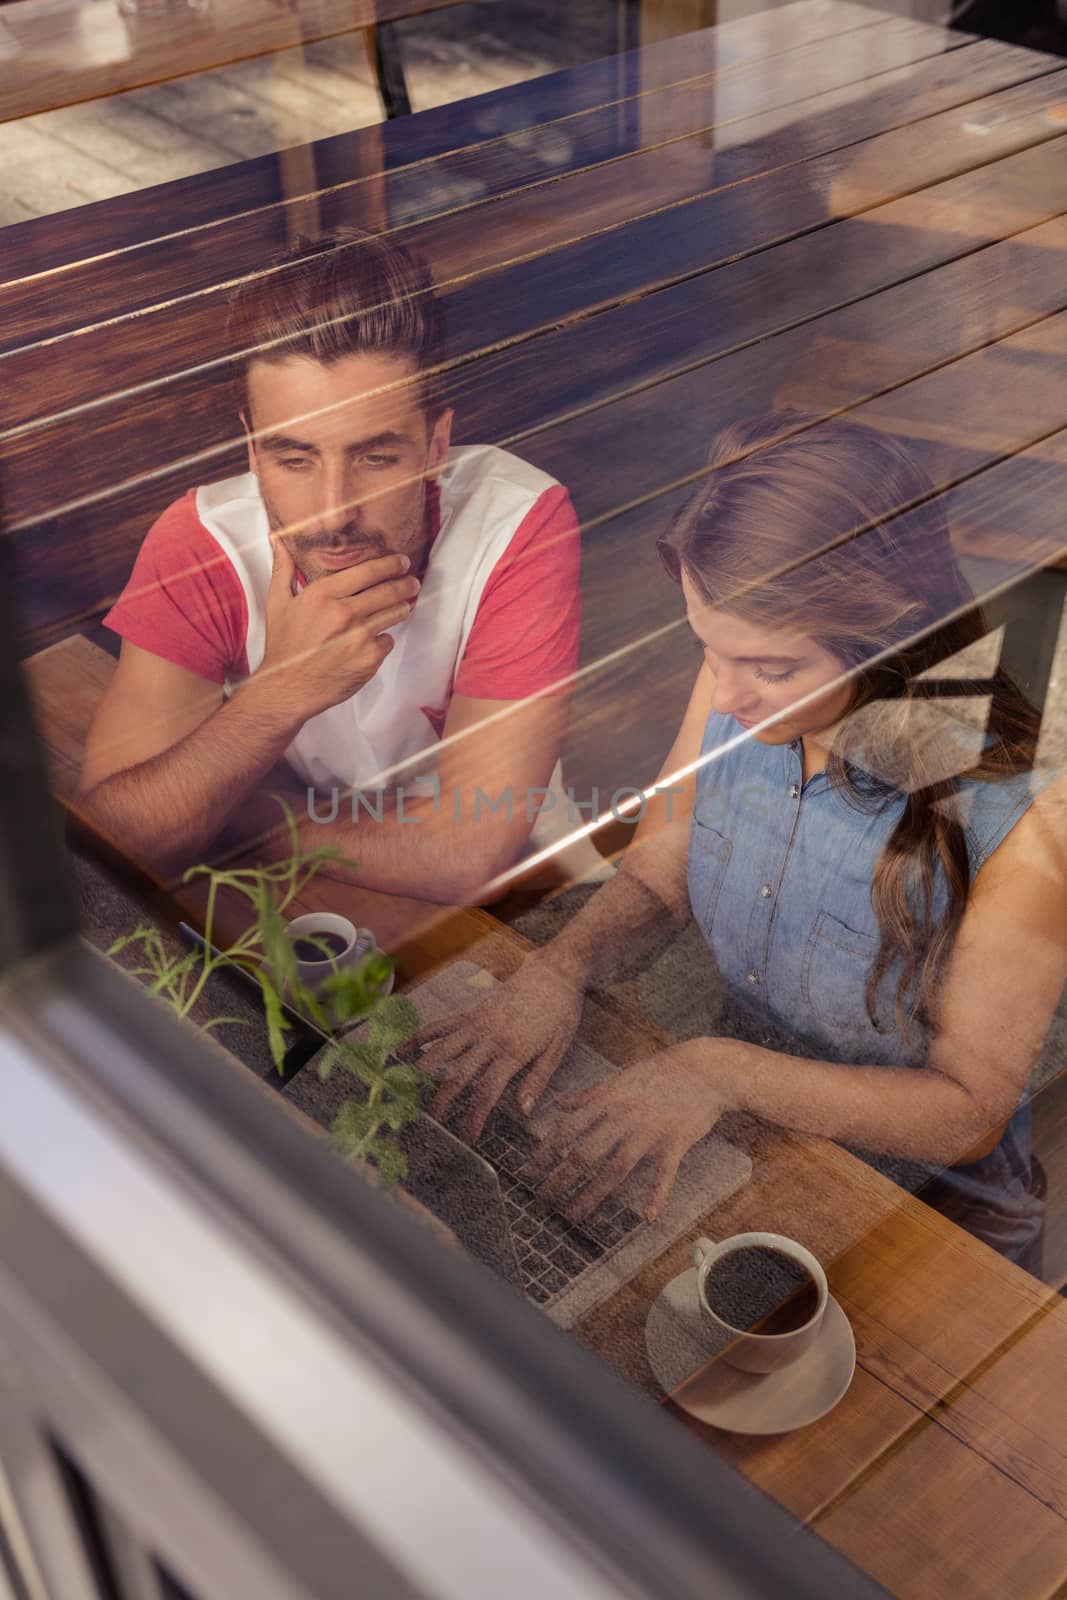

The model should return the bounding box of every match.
[416,412,1067,1275]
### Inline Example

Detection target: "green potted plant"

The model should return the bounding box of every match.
[108,801,429,1184]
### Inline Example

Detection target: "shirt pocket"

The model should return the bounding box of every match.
[800,909,879,1032]
[687,816,732,934]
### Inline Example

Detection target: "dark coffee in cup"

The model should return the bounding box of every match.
[291,931,350,962]
[703,1244,819,1335]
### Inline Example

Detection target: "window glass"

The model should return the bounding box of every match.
[7,3,1067,1597]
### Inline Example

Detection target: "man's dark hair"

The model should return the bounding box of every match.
[228,227,446,414]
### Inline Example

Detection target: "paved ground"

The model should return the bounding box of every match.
[0,0,637,224]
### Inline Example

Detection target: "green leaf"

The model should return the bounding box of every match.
[376,1100,414,1131]
[107,928,153,957]
[316,1045,343,1082]
[330,1040,387,1088]
[107,826,428,1159]
[383,1062,429,1095]
[362,951,396,993]
[298,989,332,1033]
[168,948,201,983]
[368,993,420,1058]
[260,977,292,1072]
[318,972,374,1024]
[330,1099,380,1150]
[366,1137,408,1187]
[319,951,394,1023]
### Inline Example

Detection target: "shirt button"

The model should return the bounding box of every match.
[760,884,772,898]
[789,782,800,799]
[747,968,760,985]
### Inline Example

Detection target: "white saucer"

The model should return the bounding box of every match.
[644,1266,856,1435]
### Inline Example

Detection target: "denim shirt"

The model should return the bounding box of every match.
[687,709,1047,1264]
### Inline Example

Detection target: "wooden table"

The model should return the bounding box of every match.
[12,4,1067,1594]
[22,634,1067,1600]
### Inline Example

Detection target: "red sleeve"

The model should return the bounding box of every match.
[102,490,249,683]
[454,485,580,701]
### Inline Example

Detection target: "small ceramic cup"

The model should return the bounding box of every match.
[282,913,393,995]
[691,1232,828,1375]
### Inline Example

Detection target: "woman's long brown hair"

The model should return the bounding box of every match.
[659,411,1041,1040]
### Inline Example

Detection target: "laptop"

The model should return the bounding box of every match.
[337,960,752,1329]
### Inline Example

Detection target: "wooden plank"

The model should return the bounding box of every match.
[776,1163,1067,1520]
[682,1364,1067,1600]
[0,30,1017,431]
[3,43,1060,518]
[12,46,1057,652]
[20,634,118,800]
[0,10,982,353]
[574,313,1067,667]
[455,178,1067,439]
[0,0,887,275]
[0,0,478,125]
[11,204,1064,581]
[426,64,1067,350]
[12,144,1067,655]
[830,1285,1067,1522]
[5,50,1061,450]
[12,123,1067,521]
[811,1422,1067,1599]
[669,1365,925,1525]
[580,1127,1067,1598]
[578,1119,1067,1391]
[525,265,1067,544]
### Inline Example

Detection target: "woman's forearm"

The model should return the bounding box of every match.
[710,1036,1002,1167]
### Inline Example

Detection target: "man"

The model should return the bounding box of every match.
[77,228,583,903]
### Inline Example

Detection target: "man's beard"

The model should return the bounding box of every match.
[292,524,389,565]
[260,484,427,583]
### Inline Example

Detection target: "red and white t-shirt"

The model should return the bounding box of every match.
[104,447,581,805]
[105,473,580,717]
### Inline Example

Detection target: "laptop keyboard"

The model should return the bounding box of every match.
[475,1107,644,1305]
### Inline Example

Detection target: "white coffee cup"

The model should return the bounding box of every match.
[282,913,393,995]
[691,1232,828,1374]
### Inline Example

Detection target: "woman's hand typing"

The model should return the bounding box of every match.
[522,1039,730,1223]
[410,953,585,1143]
